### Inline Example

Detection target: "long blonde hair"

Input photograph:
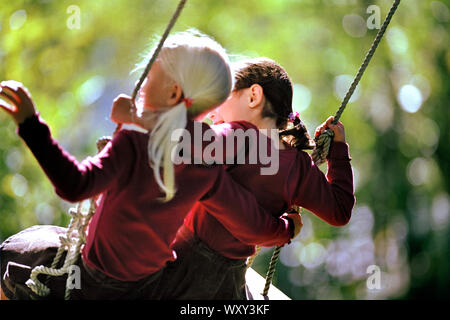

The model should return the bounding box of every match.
[136,30,232,201]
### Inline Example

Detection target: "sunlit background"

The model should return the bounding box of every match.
[0,0,449,300]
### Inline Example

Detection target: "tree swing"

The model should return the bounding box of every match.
[23,0,401,300]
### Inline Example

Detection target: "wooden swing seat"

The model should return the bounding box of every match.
[245,267,290,300]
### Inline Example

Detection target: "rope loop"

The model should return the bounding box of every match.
[25,0,188,299]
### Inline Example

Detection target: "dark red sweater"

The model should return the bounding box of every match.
[177,121,355,259]
[17,115,292,281]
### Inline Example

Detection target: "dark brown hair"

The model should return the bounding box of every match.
[233,58,314,150]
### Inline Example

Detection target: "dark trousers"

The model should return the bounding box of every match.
[158,225,248,300]
[0,225,163,300]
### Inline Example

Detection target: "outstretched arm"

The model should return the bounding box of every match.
[0,81,134,202]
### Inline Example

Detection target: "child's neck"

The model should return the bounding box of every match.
[251,117,278,131]
[250,117,286,150]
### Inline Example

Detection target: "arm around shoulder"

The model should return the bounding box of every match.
[201,166,293,246]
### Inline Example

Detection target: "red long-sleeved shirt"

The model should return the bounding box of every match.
[177,121,355,259]
[17,114,292,281]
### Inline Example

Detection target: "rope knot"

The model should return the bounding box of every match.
[59,235,72,249]
[312,129,335,166]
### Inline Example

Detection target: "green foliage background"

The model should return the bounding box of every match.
[0,0,449,299]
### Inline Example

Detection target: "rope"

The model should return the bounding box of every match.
[257,1,401,298]
[312,0,401,166]
[25,0,400,300]
[246,245,261,270]
[262,245,282,296]
[113,0,188,136]
[25,0,188,299]
[26,199,96,299]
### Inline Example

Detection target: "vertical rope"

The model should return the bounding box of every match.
[131,0,188,101]
[246,245,261,270]
[262,245,283,296]
[113,0,188,136]
[259,1,401,298]
[312,0,401,166]
[64,198,97,300]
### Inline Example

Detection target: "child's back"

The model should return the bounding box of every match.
[178,120,354,260]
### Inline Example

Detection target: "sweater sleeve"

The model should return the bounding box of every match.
[291,141,355,226]
[200,166,292,246]
[17,113,135,202]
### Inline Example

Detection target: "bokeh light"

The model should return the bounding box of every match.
[334,74,362,102]
[397,84,423,113]
[292,83,312,113]
[78,76,106,106]
[430,1,450,23]
[9,9,27,30]
[386,27,409,54]
[0,0,448,301]
[431,193,450,231]
[342,14,367,38]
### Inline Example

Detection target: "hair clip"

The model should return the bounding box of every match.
[182,97,194,108]
[288,112,300,123]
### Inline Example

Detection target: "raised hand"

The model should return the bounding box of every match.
[0,81,36,125]
[315,116,346,143]
[110,94,136,125]
[110,94,166,131]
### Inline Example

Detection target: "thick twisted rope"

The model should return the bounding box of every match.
[246,245,261,270]
[257,1,401,297]
[25,1,188,299]
[26,199,96,299]
[312,0,401,165]
[262,245,283,297]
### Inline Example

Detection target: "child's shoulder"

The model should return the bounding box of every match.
[120,124,149,135]
[108,127,149,153]
[281,147,315,172]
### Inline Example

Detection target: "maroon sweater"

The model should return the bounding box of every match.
[177,121,355,259]
[17,114,292,281]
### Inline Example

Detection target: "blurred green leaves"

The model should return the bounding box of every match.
[0,0,449,299]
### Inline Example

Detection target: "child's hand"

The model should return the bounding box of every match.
[0,81,37,125]
[110,94,135,125]
[315,116,346,143]
[283,212,303,239]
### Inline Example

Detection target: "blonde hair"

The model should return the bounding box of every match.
[136,30,232,201]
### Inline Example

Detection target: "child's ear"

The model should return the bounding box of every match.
[248,84,264,109]
[167,82,183,107]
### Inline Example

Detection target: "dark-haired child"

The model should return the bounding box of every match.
[158,57,355,299]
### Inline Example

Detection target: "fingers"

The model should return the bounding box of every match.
[0,103,14,114]
[315,116,345,137]
[15,85,32,102]
[0,87,15,114]
[1,80,33,104]
[284,212,303,238]
[113,93,132,102]
[315,122,329,137]
[0,86,21,106]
